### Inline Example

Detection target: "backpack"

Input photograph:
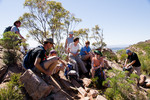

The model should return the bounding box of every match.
[23,46,45,69]
[3,26,12,33]
[64,63,79,79]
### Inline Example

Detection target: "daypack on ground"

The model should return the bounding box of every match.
[23,46,44,69]
[3,26,12,33]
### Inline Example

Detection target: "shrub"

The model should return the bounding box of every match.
[103,69,139,100]
[0,73,24,100]
[0,32,22,66]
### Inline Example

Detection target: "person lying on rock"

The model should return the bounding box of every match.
[91,50,106,80]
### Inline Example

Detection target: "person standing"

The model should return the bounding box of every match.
[65,31,74,52]
[11,20,25,39]
[11,20,27,54]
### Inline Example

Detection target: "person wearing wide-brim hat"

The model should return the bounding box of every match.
[91,50,106,80]
[23,38,60,82]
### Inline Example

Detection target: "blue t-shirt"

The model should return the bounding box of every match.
[80,46,91,56]
[11,26,20,33]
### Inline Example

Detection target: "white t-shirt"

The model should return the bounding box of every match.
[68,42,80,56]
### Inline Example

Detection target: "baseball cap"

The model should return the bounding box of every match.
[69,31,73,34]
[126,49,131,54]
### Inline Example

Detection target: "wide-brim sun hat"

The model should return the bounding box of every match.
[44,38,55,44]
[94,50,103,56]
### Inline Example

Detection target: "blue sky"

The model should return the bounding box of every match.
[0,0,150,48]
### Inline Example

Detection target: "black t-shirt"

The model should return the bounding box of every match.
[29,46,47,68]
[127,52,141,67]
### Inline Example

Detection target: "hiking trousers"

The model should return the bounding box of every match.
[69,55,88,74]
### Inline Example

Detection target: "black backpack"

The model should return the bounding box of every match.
[3,26,12,33]
[23,46,44,69]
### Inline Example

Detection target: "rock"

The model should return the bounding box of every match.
[83,78,92,87]
[0,65,8,80]
[20,69,53,100]
[139,75,146,86]
[84,97,90,100]
[2,70,13,83]
[96,95,107,100]
[90,89,99,98]
[0,82,8,90]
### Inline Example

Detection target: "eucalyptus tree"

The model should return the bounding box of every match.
[74,28,89,46]
[91,25,106,49]
[19,0,81,46]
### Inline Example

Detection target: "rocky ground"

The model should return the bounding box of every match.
[0,46,150,100]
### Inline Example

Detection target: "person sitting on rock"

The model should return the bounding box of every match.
[80,41,93,73]
[23,38,60,78]
[80,41,93,61]
[48,50,67,76]
[68,37,88,77]
[96,47,112,70]
[91,50,106,80]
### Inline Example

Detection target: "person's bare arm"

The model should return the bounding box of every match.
[16,31,24,39]
[65,39,68,49]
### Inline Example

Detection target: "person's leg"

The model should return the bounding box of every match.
[133,66,141,85]
[69,56,79,74]
[75,56,88,74]
[91,68,95,78]
[42,56,59,75]
[134,67,141,76]
[81,54,93,61]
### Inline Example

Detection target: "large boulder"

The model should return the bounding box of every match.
[20,69,54,100]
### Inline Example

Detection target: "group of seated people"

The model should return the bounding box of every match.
[64,32,109,81]
[23,31,109,85]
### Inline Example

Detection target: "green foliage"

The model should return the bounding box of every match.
[91,25,106,49]
[103,51,118,62]
[90,77,100,88]
[117,49,127,62]
[20,0,81,45]
[0,32,22,66]
[0,32,20,50]
[104,69,139,100]
[0,74,24,100]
